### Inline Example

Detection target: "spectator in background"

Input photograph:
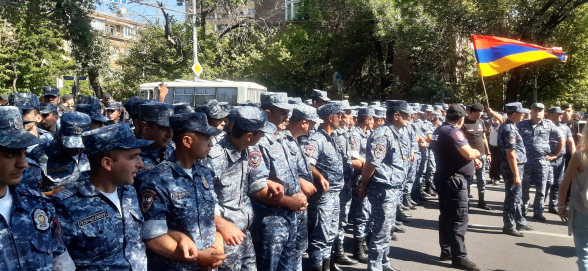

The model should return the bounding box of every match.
[100,92,113,110]
[0,94,8,106]
[488,117,502,185]
[58,94,74,115]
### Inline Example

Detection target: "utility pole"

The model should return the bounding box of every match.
[192,0,198,81]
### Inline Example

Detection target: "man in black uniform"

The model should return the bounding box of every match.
[431,104,481,271]
[461,103,491,210]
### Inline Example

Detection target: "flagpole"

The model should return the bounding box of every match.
[480,75,490,109]
[472,35,491,109]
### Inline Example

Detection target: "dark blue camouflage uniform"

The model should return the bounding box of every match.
[517,117,562,216]
[498,112,528,231]
[547,121,572,209]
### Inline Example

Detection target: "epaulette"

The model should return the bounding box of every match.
[52,187,77,200]
[17,186,48,199]
[147,162,168,175]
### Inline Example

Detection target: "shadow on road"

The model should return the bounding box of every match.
[516,243,577,258]
[387,246,453,269]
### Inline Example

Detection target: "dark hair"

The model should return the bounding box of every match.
[22,108,39,116]
[41,111,58,117]
[288,118,303,125]
[357,115,369,124]
[386,109,400,119]
[230,124,260,139]
[89,149,120,176]
[445,115,462,123]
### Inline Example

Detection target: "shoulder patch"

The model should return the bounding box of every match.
[32,208,50,232]
[509,134,516,145]
[248,150,262,169]
[305,145,317,157]
[208,146,222,159]
[374,144,386,158]
[455,130,465,141]
[138,164,155,173]
[140,188,157,213]
[53,187,76,200]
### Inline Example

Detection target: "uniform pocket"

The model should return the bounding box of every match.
[79,223,111,261]
[30,235,53,268]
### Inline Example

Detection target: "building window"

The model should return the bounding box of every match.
[123,27,136,37]
[248,8,255,15]
[239,12,244,16]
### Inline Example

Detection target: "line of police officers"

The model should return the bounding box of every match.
[0,86,576,271]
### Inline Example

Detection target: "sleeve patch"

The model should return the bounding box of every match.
[32,208,50,232]
[374,144,386,158]
[455,130,465,141]
[140,189,157,213]
[305,145,316,158]
[509,134,516,145]
[248,150,262,169]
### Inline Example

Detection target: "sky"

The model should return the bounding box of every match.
[94,0,188,24]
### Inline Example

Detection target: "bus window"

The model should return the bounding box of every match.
[174,88,194,105]
[195,88,216,106]
[217,87,238,105]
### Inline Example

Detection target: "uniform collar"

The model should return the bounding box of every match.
[167,151,199,179]
[76,178,102,197]
[220,137,244,163]
[388,122,401,137]
[11,185,32,212]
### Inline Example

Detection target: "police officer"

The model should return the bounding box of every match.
[203,106,284,271]
[332,100,361,267]
[431,104,481,271]
[357,100,410,271]
[75,104,110,130]
[0,94,8,106]
[105,101,124,125]
[76,95,102,106]
[202,100,229,144]
[0,106,75,271]
[39,103,60,137]
[303,103,345,271]
[414,104,434,201]
[9,93,53,144]
[252,92,308,270]
[285,103,322,271]
[461,103,492,209]
[130,99,158,138]
[396,105,416,226]
[311,89,330,109]
[136,103,174,177]
[40,86,61,106]
[349,107,374,263]
[405,103,425,209]
[546,107,575,213]
[517,103,564,221]
[52,123,151,270]
[139,112,227,270]
[498,102,533,237]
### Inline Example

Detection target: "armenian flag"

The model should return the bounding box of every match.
[472,35,567,77]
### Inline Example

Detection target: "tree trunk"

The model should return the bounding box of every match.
[505,66,522,103]
[88,69,103,98]
[12,63,18,93]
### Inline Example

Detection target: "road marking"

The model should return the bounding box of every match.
[469,224,572,239]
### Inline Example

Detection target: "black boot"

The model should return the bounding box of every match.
[426,182,437,196]
[421,183,432,197]
[451,258,480,271]
[330,251,343,271]
[477,193,491,210]
[334,243,358,265]
[408,193,420,206]
[399,201,409,210]
[404,194,417,210]
[322,258,330,271]
[313,264,323,271]
[353,238,368,263]
[398,206,412,218]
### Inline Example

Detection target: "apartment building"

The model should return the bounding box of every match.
[89,10,141,64]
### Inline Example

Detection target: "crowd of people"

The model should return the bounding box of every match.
[0,85,584,271]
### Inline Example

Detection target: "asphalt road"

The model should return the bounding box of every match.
[304,175,578,271]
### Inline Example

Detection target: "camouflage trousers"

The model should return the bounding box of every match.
[307,189,341,268]
[522,160,552,216]
[414,148,429,190]
[294,209,308,271]
[403,156,420,197]
[467,154,487,195]
[367,184,399,271]
[351,172,371,239]
[251,208,298,271]
[424,148,436,185]
[336,180,353,246]
[219,230,257,271]
[501,164,528,231]
[546,156,565,209]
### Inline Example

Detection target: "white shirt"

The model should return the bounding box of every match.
[0,188,13,225]
[489,124,499,146]
[100,189,122,215]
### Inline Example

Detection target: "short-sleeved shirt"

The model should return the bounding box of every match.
[332,128,354,180]
[283,130,313,183]
[139,152,217,270]
[462,118,486,153]
[517,119,562,161]
[0,185,67,271]
[202,137,270,231]
[498,120,527,166]
[432,123,474,178]
[365,122,406,188]
[553,122,573,157]
[52,177,146,271]
[303,127,345,192]
[254,132,301,210]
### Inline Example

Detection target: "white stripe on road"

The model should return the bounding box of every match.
[469,224,572,239]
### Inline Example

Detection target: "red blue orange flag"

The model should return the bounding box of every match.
[472,35,567,77]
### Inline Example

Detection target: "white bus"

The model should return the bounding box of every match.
[138,79,267,106]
